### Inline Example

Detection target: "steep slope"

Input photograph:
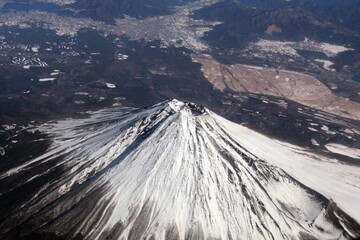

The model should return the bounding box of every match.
[0,100,359,239]
[295,0,360,34]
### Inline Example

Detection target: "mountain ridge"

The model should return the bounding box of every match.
[192,0,360,49]
[67,0,196,23]
[0,100,359,239]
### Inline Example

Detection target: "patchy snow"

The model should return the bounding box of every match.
[249,39,353,57]
[12,57,47,67]
[2,124,16,130]
[75,92,89,96]
[315,59,335,72]
[250,40,298,56]
[31,46,39,52]
[41,0,75,5]
[0,0,221,51]
[105,83,116,88]
[311,139,320,146]
[117,53,128,60]
[39,77,56,82]
[325,143,360,159]
[308,127,318,132]
[322,125,330,131]
[319,43,353,57]
[321,125,337,135]
[0,147,5,156]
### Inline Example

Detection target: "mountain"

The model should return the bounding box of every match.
[295,0,360,34]
[236,0,289,9]
[68,0,195,23]
[247,5,352,42]
[191,0,259,23]
[1,100,359,239]
[236,0,360,10]
[210,0,360,34]
[193,0,359,49]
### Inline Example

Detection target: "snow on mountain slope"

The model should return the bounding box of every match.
[0,100,359,240]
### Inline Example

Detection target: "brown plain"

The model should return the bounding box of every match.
[195,57,360,120]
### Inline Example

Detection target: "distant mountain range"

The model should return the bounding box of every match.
[57,0,360,45]
[192,0,360,49]
[236,0,360,10]
[65,0,360,35]
[67,0,195,23]
[296,0,360,34]
[227,0,360,34]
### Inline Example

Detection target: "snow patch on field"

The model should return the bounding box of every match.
[319,43,352,57]
[315,59,335,72]
[249,39,353,57]
[12,57,47,67]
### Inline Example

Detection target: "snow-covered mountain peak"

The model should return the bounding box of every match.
[1,101,360,240]
[167,99,185,112]
[167,99,206,116]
